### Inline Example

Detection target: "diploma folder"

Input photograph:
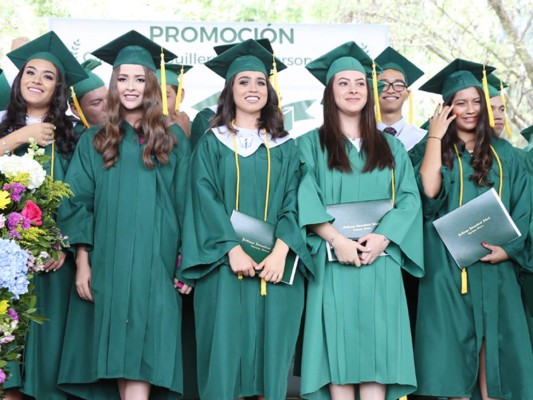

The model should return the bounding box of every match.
[230,210,299,285]
[432,188,521,269]
[325,199,392,262]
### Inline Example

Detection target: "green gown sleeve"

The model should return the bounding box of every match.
[57,128,98,250]
[180,133,240,279]
[272,141,315,280]
[500,147,532,271]
[374,138,424,278]
[190,108,215,150]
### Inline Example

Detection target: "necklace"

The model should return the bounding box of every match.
[26,114,45,124]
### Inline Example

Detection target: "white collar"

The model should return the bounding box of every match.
[347,137,361,151]
[377,117,407,135]
[213,125,292,157]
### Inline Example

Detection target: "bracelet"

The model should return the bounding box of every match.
[1,139,10,156]
[428,136,442,141]
[328,236,336,246]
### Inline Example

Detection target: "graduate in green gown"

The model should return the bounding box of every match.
[180,39,314,400]
[409,59,533,399]
[69,59,108,137]
[0,31,88,400]
[56,30,191,400]
[297,42,424,400]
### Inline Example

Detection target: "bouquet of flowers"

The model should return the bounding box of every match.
[0,140,71,388]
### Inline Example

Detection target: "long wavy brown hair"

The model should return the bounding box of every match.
[441,86,493,186]
[210,74,287,139]
[319,75,394,173]
[93,66,177,169]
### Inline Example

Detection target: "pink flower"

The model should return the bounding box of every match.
[0,368,5,384]
[8,308,18,321]
[0,335,15,344]
[21,200,42,226]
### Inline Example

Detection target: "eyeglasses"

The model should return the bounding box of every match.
[380,81,407,92]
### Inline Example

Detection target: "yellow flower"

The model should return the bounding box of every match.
[0,190,11,210]
[0,300,10,315]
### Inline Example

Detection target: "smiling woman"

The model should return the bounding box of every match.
[181,39,314,400]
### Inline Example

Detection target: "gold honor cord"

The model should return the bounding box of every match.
[453,144,503,294]
[175,65,185,112]
[51,134,55,180]
[160,48,168,116]
[69,86,90,129]
[391,169,396,207]
[232,130,272,296]
[372,61,382,123]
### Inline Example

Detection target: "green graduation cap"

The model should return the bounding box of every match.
[419,58,496,100]
[7,31,88,86]
[305,42,376,86]
[0,70,11,111]
[204,39,287,81]
[70,59,105,101]
[375,46,424,87]
[486,73,508,98]
[521,125,533,143]
[92,30,176,72]
[156,63,193,86]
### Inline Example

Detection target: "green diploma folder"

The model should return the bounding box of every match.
[230,210,299,284]
[325,199,392,262]
[433,188,521,269]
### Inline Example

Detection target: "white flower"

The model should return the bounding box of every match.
[0,154,46,190]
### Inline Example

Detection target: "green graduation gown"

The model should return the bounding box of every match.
[57,122,190,399]
[189,107,215,150]
[21,145,76,400]
[409,137,533,398]
[181,128,314,400]
[297,129,424,400]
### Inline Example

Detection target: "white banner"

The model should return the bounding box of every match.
[49,19,389,136]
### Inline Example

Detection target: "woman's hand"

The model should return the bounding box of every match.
[358,233,390,265]
[174,278,193,295]
[332,236,368,267]
[43,251,67,272]
[76,246,93,302]
[17,123,56,147]
[428,103,456,140]
[257,239,289,283]
[228,245,257,277]
[480,243,509,264]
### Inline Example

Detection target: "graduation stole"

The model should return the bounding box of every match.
[453,144,503,294]
[231,129,271,296]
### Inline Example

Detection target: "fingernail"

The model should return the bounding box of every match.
[481,242,487,246]
[177,282,184,289]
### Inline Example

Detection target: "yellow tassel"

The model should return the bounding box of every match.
[238,273,243,280]
[461,268,468,294]
[399,396,408,400]
[499,80,513,138]
[261,278,267,296]
[408,91,413,125]
[175,64,185,112]
[372,61,382,123]
[271,54,282,109]
[482,66,495,128]
[70,86,90,128]
[160,48,168,116]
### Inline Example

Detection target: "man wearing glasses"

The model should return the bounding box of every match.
[375,47,426,151]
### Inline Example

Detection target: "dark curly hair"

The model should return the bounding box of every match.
[0,60,77,156]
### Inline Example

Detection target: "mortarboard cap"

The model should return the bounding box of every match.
[214,38,274,55]
[92,30,176,72]
[521,125,533,142]
[486,73,508,98]
[7,31,88,86]
[70,59,106,101]
[419,58,496,100]
[375,46,424,87]
[156,63,193,86]
[305,42,376,86]
[204,39,286,81]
